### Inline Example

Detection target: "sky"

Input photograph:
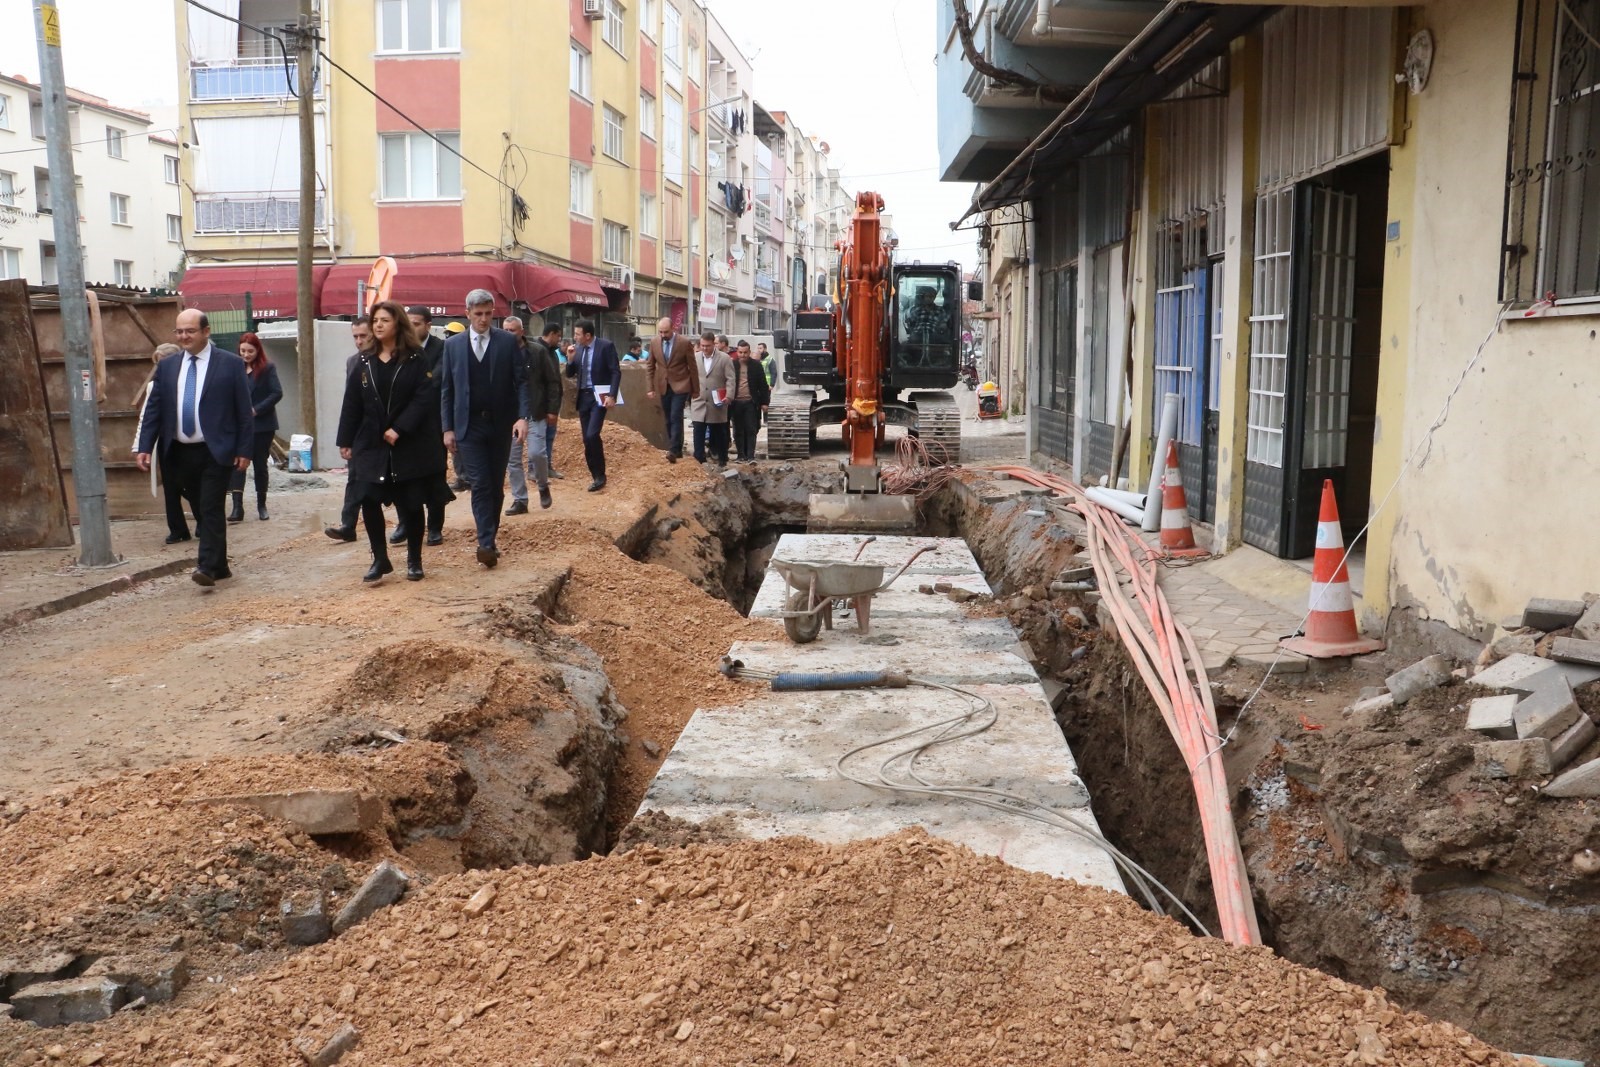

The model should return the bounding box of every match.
[0,0,978,270]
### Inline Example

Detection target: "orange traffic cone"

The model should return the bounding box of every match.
[1280,480,1384,658]
[1158,441,1207,558]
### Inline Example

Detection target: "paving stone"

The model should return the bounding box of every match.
[9,977,125,1026]
[1465,695,1518,740]
[332,860,409,934]
[188,789,382,836]
[1514,676,1582,741]
[1469,653,1551,691]
[1575,600,1600,642]
[0,952,76,999]
[280,892,331,946]
[1237,649,1307,673]
[1543,756,1600,797]
[1523,597,1587,631]
[1385,654,1452,705]
[1551,637,1600,667]
[1508,662,1600,695]
[1473,738,1553,780]
[1550,713,1597,771]
[83,952,188,1004]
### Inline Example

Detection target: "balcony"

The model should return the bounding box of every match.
[754,202,771,229]
[194,192,324,235]
[190,57,311,102]
[755,270,776,295]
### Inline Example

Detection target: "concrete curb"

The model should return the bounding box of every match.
[0,558,191,634]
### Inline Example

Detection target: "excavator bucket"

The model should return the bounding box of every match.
[807,492,919,533]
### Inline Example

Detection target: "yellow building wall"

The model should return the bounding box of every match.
[591,7,639,267]
[326,0,378,257]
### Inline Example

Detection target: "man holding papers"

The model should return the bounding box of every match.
[564,319,622,492]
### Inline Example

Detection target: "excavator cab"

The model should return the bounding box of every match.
[889,268,962,388]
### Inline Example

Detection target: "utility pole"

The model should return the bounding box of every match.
[294,0,317,465]
[32,1,115,566]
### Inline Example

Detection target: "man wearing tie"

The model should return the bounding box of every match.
[439,289,529,568]
[135,308,254,587]
[643,315,699,463]
[564,319,621,492]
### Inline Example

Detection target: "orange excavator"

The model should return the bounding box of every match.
[770,192,966,530]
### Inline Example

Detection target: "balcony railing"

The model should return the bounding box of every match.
[190,58,310,101]
[754,202,771,229]
[755,270,776,294]
[194,192,323,234]
[664,244,685,275]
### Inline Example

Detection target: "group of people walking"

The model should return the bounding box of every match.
[136,296,781,589]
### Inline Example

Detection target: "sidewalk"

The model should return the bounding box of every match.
[0,470,346,630]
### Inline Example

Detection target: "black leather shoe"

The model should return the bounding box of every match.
[257,505,270,521]
[587,479,607,492]
[667,453,679,464]
[505,499,529,516]
[215,568,233,581]
[191,568,215,587]
[324,525,357,543]
[406,563,424,581]
[165,533,191,545]
[539,487,552,509]
[476,546,499,568]
[363,559,394,583]
[388,526,407,545]
[426,530,444,546]
[548,469,564,480]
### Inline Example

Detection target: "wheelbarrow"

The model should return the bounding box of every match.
[770,539,935,644]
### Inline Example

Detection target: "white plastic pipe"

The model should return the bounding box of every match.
[1035,0,1054,36]
[1142,392,1180,532]
[1096,487,1147,507]
[1086,486,1146,524]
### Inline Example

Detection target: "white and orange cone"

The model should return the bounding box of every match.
[1280,479,1384,658]
[1158,441,1207,558]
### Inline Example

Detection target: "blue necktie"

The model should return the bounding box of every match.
[181,355,199,437]
[584,347,592,389]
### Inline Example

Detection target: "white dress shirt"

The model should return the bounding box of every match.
[472,328,489,361]
[174,342,213,444]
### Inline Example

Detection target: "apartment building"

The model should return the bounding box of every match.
[0,73,182,290]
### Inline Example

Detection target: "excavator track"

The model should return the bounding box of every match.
[764,391,816,459]
[909,391,962,463]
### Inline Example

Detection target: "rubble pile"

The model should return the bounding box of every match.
[0,830,1526,1066]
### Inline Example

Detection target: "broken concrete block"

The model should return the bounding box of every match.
[1551,637,1600,667]
[1550,713,1598,771]
[296,1022,360,1067]
[83,952,188,1004]
[640,738,661,758]
[462,884,497,916]
[9,977,126,1026]
[280,892,331,946]
[1471,653,1553,691]
[1346,692,1395,716]
[1523,597,1587,631]
[0,952,76,999]
[946,587,978,604]
[1385,655,1451,705]
[1509,662,1600,696]
[1039,678,1068,713]
[1574,601,1600,642]
[1488,632,1538,661]
[1473,738,1553,779]
[1057,565,1095,584]
[1514,676,1582,741]
[332,860,409,935]
[189,790,382,836]
[1543,757,1600,798]
[1465,695,1519,740]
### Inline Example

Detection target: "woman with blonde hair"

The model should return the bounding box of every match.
[132,342,190,544]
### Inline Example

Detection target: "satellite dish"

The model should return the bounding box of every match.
[1401,29,1433,96]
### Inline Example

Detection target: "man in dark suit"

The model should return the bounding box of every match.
[440,290,529,567]
[135,308,254,587]
[564,319,620,492]
[643,315,698,463]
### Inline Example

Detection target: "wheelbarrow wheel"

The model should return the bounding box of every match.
[784,590,824,644]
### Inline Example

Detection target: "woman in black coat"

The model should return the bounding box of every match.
[335,300,446,583]
[229,331,284,522]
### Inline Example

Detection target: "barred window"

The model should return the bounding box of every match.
[1503,0,1600,302]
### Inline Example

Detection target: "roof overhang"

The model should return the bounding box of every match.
[958,2,1275,224]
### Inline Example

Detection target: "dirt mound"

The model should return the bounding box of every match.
[0,829,1524,1066]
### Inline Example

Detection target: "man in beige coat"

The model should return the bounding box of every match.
[688,330,734,466]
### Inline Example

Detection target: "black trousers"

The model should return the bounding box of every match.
[168,441,231,576]
[730,400,760,461]
[660,389,688,457]
[458,421,513,550]
[159,452,189,539]
[229,429,274,496]
[576,389,609,480]
[362,499,422,564]
[703,421,730,466]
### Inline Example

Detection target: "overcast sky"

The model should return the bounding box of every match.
[0,0,978,270]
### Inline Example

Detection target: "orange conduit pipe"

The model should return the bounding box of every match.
[986,465,1262,946]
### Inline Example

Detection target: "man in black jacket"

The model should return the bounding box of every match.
[505,317,561,511]
[729,339,771,461]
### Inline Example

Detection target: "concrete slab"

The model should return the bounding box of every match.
[1470,654,1551,691]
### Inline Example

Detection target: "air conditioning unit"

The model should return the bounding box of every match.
[582,0,604,19]
[610,266,633,290]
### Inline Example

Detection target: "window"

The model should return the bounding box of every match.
[30,100,44,140]
[663,4,682,86]
[167,213,182,243]
[640,192,657,237]
[687,35,700,83]
[106,127,125,159]
[377,0,460,53]
[603,105,626,162]
[639,92,656,141]
[33,168,49,213]
[603,0,627,54]
[0,247,19,280]
[379,131,462,200]
[602,220,630,265]
[569,163,593,216]
[39,241,56,285]
[689,127,699,172]
[641,0,657,37]
[0,95,10,130]
[110,193,130,225]
[570,42,592,98]
[164,155,179,184]
[0,171,14,207]
[1503,0,1600,301]
[663,94,684,187]
[664,186,684,246]
[113,260,133,287]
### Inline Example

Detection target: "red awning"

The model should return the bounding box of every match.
[321,259,523,317]
[517,263,608,312]
[178,263,328,319]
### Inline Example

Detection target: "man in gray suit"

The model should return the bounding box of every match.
[688,330,734,467]
[439,289,529,568]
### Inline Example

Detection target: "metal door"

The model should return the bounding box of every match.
[1153,265,1214,521]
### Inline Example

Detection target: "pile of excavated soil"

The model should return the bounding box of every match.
[1,830,1524,1066]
